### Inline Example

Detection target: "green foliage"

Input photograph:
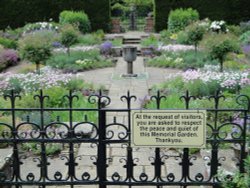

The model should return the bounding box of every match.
[50,91,97,122]
[21,142,62,156]
[168,8,199,33]
[18,31,53,72]
[59,10,91,33]
[65,79,94,92]
[111,38,123,46]
[176,31,189,45]
[121,0,152,6]
[240,21,250,33]
[152,73,218,98]
[0,0,111,32]
[184,22,206,51]
[78,30,105,45]
[43,87,69,108]
[0,37,17,49]
[224,60,250,71]
[147,54,184,68]
[241,86,250,97]
[15,94,40,109]
[154,0,250,32]
[146,94,185,109]
[46,50,113,72]
[239,31,250,45]
[202,33,241,72]
[150,75,184,96]
[220,170,248,188]
[184,79,219,97]
[159,30,172,44]
[60,24,79,55]
[147,50,217,70]
[141,34,158,47]
[13,87,98,123]
[227,25,242,36]
[0,116,12,148]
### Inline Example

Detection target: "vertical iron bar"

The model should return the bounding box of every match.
[208,90,224,188]
[240,111,247,173]
[154,91,164,188]
[68,91,76,188]
[181,91,192,187]
[98,106,107,188]
[9,91,20,188]
[39,90,48,188]
[154,147,162,188]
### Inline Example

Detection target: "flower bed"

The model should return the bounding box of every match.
[0,67,73,94]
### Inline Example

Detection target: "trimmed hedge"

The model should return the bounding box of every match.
[0,0,110,32]
[154,0,250,32]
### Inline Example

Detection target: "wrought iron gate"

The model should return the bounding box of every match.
[0,90,248,187]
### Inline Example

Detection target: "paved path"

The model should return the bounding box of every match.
[76,57,180,109]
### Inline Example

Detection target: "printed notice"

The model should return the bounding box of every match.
[131,110,206,148]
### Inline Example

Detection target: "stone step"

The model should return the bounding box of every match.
[122,38,141,45]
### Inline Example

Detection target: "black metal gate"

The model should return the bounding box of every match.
[0,90,248,187]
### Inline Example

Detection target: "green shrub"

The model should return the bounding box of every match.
[0,37,17,49]
[65,79,94,92]
[224,60,250,71]
[150,75,184,95]
[176,31,189,45]
[159,30,172,44]
[78,34,102,45]
[78,30,105,46]
[60,24,80,55]
[0,116,12,148]
[19,31,54,73]
[227,25,242,36]
[154,0,250,32]
[184,79,219,97]
[168,8,199,33]
[220,169,248,188]
[241,86,250,97]
[59,10,91,33]
[185,22,206,51]
[240,31,250,45]
[141,34,159,47]
[21,142,62,156]
[46,50,113,72]
[16,93,40,109]
[148,50,217,70]
[240,21,250,33]
[147,54,185,68]
[43,87,69,108]
[111,38,123,46]
[202,33,241,72]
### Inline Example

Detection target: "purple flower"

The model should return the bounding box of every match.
[52,41,62,48]
[100,41,113,55]
[242,45,250,55]
[149,45,156,50]
[0,49,19,65]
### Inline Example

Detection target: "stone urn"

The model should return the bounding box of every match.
[123,46,137,75]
